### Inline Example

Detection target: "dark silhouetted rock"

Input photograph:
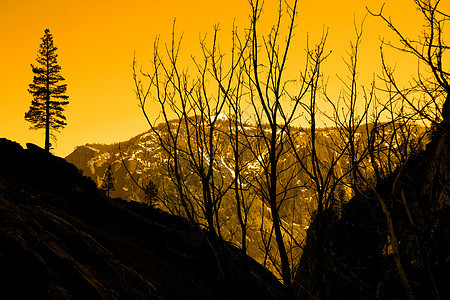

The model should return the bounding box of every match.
[295,126,450,299]
[0,138,283,299]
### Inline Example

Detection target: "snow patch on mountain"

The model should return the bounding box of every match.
[211,112,229,122]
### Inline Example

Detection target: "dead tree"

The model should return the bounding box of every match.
[133,38,195,223]
[134,23,242,240]
[241,0,303,294]
[370,0,449,126]
[366,1,449,298]
[206,23,254,262]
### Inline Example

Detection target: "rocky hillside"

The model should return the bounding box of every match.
[0,138,284,299]
[295,124,450,299]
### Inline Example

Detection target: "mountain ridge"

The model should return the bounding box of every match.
[65,120,428,278]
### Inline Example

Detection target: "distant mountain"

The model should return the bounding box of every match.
[0,138,284,299]
[66,118,428,278]
[66,121,347,272]
[66,131,163,203]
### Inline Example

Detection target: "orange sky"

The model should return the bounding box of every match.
[0,0,436,157]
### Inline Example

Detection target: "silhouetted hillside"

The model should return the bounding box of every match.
[0,138,283,299]
[295,125,450,299]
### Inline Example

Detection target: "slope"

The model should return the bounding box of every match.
[294,124,450,299]
[0,138,283,299]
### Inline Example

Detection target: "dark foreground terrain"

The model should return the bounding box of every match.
[295,125,450,299]
[0,138,283,299]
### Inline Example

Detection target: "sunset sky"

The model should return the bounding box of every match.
[0,0,436,157]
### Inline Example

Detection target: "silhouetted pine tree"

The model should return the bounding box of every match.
[25,29,69,153]
[101,165,115,199]
[144,180,158,207]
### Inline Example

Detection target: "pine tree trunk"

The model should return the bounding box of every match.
[45,93,50,153]
[45,52,50,153]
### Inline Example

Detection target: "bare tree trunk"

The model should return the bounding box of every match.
[377,192,415,300]
[269,123,293,292]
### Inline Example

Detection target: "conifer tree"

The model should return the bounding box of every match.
[101,165,115,199]
[144,179,158,207]
[25,29,69,153]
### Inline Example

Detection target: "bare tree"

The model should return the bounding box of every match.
[206,23,255,263]
[364,1,449,298]
[286,31,359,298]
[370,0,449,127]
[133,36,196,222]
[134,22,246,241]
[130,1,447,298]
[240,0,305,294]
